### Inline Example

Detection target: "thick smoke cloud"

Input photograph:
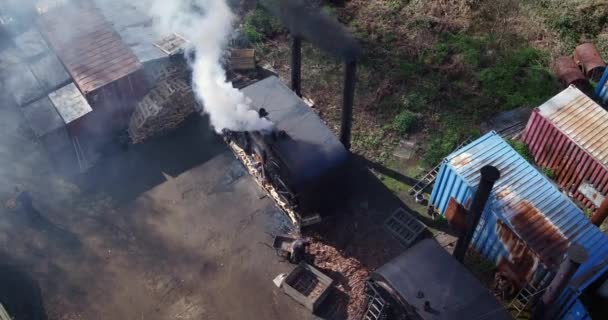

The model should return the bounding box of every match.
[145,0,272,133]
[259,0,361,62]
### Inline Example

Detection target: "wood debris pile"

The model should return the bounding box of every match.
[306,240,371,319]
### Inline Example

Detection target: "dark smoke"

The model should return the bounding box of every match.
[259,0,362,62]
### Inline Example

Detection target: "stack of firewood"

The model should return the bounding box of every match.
[128,77,196,144]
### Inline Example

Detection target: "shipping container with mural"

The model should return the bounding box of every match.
[429,132,608,319]
[523,86,608,214]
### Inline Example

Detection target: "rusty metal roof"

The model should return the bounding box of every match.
[537,86,608,167]
[39,3,142,94]
[431,132,608,277]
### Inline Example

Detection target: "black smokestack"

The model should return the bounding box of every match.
[259,0,362,62]
[453,165,500,262]
[291,35,302,97]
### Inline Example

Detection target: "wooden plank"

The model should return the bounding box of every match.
[230,49,256,71]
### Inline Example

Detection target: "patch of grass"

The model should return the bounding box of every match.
[379,174,409,194]
[425,33,487,66]
[542,167,556,179]
[392,110,417,135]
[242,6,283,43]
[535,1,608,53]
[479,47,558,110]
[398,61,421,79]
[508,140,534,163]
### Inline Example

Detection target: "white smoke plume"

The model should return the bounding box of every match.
[146,0,272,133]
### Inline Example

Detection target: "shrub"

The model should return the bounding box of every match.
[508,140,534,163]
[242,7,283,43]
[542,167,556,179]
[392,110,417,135]
[480,47,558,110]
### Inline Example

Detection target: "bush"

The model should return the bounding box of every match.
[423,127,461,167]
[480,47,558,110]
[508,140,534,163]
[242,7,283,43]
[392,110,417,135]
[542,167,556,179]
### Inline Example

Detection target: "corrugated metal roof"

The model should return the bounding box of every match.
[597,68,608,103]
[48,83,92,124]
[13,28,50,58]
[93,0,177,63]
[432,132,608,277]
[537,86,608,166]
[39,3,142,94]
[21,97,64,137]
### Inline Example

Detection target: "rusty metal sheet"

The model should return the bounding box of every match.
[430,132,608,284]
[574,43,606,82]
[39,3,142,95]
[523,86,608,213]
[445,197,466,234]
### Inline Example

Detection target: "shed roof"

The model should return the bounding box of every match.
[445,132,608,275]
[39,3,142,94]
[373,239,511,320]
[21,97,64,137]
[537,86,608,167]
[93,0,186,63]
[48,83,92,124]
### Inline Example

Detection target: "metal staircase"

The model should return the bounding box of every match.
[509,283,547,318]
[361,284,388,320]
[408,137,473,198]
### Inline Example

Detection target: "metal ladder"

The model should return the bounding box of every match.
[408,137,473,198]
[509,283,547,318]
[361,286,388,320]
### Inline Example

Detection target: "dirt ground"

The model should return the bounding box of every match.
[0,80,318,319]
[0,77,419,319]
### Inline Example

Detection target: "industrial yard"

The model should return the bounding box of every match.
[1,0,608,320]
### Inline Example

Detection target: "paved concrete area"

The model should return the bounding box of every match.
[0,81,314,319]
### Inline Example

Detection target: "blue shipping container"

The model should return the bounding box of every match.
[430,132,608,318]
[596,67,608,103]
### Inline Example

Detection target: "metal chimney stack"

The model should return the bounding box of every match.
[453,165,500,262]
[291,36,302,97]
[534,244,588,320]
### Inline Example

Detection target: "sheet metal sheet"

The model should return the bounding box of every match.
[6,63,45,106]
[13,28,50,58]
[523,86,608,212]
[39,3,142,94]
[21,97,64,137]
[28,51,70,92]
[93,0,169,64]
[429,132,608,293]
[48,82,92,124]
[373,239,511,320]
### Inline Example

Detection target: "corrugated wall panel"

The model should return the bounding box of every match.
[524,87,608,214]
[430,132,608,313]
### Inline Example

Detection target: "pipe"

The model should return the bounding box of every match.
[591,197,608,227]
[453,165,500,262]
[290,35,302,97]
[340,61,357,150]
[534,244,588,320]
